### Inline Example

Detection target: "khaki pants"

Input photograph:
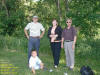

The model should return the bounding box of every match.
[64,41,75,67]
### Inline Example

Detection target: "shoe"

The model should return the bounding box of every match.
[54,65,58,68]
[69,66,74,70]
[69,67,73,71]
[43,67,48,71]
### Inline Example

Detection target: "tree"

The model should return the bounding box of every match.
[54,0,62,22]
[0,0,100,37]
[1,0,10,18]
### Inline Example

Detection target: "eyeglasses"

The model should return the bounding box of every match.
[66,22,71,23]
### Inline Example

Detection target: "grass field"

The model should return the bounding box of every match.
[0,35,100,75]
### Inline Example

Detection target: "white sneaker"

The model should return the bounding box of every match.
[70,66,74,70]
[70,66,74,68]
[54,65,58,68]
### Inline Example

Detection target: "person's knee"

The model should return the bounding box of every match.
[40,63,44,69]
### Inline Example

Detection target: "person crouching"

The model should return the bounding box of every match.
[29,50,44,74]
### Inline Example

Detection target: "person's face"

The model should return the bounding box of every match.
[32,18,38,22]
[66,19,72,27]
[52,20,57,27]
[31,51,37,57]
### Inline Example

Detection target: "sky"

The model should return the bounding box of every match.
[32,0,40,2]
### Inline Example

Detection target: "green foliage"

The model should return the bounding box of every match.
[66,0,100,37]
[0,0,26,36]
[0,0,100,37]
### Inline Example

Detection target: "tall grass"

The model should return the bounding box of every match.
[0,34,100,75]
[0,35,27,53]
[0,34,100,58]
[0,34,51,54]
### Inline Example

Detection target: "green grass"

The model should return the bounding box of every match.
[0,35,100,75]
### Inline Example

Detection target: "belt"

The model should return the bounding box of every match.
[65,40,73,42]
[30,36,40,38]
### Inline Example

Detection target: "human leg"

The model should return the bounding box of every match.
[34,38,40,56]
[68,41,75,69]
[64,42,71,67]
[54,42,61,66]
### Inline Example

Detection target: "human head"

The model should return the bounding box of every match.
[52,19,58,27]
[32,16,38,23]
[31,50,37,57]
[66,18,72,27]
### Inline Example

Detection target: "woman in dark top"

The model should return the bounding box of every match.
[48,19,62,68]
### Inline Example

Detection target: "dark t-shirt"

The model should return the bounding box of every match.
[62,26,77,41]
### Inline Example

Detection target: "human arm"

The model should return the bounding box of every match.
[36,57,44,69]
[24,29,29,39]
[61,37,64,48]
[56,26,63,40]
[24,23,30,39]
[47,27,51,38]
[40,30,45,39]
[40,63,44,69]
[72,27,77,50]
[61,29,65,48]
[40,24,45,39]
[72,36,77,50]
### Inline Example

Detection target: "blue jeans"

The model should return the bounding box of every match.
[28,37,40,62]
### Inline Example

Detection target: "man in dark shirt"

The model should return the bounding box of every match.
[61,18,77,70]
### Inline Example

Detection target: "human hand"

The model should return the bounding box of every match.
[55,34,58,37]
[72,44,75,50]
[27,36,29,40]
[39,35,43,39]
[61,44,64,48]
[49,35,53,38]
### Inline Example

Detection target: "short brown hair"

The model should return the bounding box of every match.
[31,50,37,53]
[52,19,58,25]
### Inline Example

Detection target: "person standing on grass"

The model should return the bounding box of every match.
[24,16,45,63]
[48,19,62,68]
[61,18,77,70]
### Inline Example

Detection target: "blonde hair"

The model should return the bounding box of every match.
[66,18,72,22]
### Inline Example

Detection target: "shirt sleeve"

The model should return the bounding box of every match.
[40,24,45,31]
[72,27,77,36]
[47,27,51,38]
[37,57,42,65]
[57,26,63,39]
[62,30,65,38]
[25,23,30,30]
[29,57,33,68]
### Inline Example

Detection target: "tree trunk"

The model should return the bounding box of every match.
[65,0,69,11]
[2,0,10,18]
[64,0,69,18]
[54,0,62,22]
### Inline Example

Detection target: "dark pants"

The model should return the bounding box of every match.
[28,37,40,62]
[50,42,61,66]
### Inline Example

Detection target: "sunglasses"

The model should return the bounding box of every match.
[66,22,71,23]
